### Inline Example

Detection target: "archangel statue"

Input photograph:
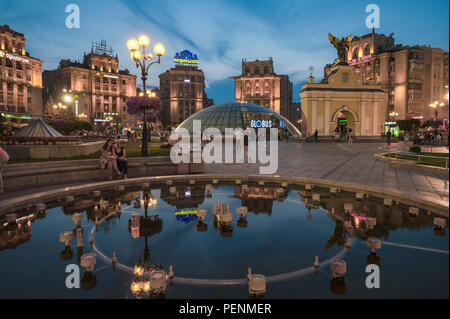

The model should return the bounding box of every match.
[328,33,353,63]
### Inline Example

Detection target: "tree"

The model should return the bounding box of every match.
[49,119,93,135]
[159,104,170,129]
[126,96,162,156]
[0,113,6,134]
[398,119,421,133]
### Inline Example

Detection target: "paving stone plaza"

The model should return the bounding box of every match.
[205,142,449,209]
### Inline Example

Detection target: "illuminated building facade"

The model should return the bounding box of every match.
[325,30,449,121]
[43,41,137,127]
[234,58,293,121]
[301,64,385,137]
[0,25,43,117]
[159,63,207,124]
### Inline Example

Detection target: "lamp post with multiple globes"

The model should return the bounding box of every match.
[127,35,165,156]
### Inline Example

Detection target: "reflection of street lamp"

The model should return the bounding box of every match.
[389,111,398,121]
[429,102,439,120]
[127,35,165,156]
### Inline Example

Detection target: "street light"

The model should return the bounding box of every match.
[127,35,165,156]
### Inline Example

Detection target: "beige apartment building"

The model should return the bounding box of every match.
[234,58,293,121]
[325,30,449,121]
[0,25,43,117]
[159,64,207,124]
[43,41,137,127]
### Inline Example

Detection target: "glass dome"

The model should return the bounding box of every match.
[175,102,301,137]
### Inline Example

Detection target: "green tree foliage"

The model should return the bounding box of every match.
[398,119,421,133]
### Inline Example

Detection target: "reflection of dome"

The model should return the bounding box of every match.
[176,102,301,137]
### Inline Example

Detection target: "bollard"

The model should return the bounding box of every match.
[314,256,320,267]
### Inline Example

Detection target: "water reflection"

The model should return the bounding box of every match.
[0,181,448,298]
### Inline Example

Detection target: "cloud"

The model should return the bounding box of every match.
[1,0,448,103]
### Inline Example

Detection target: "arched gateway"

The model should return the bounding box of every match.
[300,64,385,137]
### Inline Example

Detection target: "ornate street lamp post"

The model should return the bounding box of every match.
[127,36,165,156]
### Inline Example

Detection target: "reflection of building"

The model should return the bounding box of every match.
[325,30,449,121]
[0,25,43,117]
[300,64,385,136]
[159,63,206,124]
[234,58,293,122]
[234,186,288,215]
[160,185,205,209]
[43,40,137,127]
[0,219,32,251]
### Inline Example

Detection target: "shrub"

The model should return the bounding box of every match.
[409,146,421,153]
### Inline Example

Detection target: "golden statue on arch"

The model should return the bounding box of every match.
[328,33,353,63]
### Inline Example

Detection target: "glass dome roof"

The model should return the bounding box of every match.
[176,102,301,137]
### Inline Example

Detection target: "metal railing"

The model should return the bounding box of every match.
[381,147,449,169]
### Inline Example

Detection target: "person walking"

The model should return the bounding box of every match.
[348,128,354,145]
[0,146,10,194]
[386,129,392,147]
[314,129,318,142]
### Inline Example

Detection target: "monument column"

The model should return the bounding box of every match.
[373,101,379,135]
[324,100,330,135]
[311,100,317,134]
[361,100,366,136]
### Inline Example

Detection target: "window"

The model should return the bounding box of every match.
[83,75,87,79]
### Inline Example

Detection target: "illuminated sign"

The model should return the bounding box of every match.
[0,50,30,63]
[250,120,272,128]
[94,118,109,122]
[1,113,32,120]
[75,100,79,117]
[174,50,199,65]
[175,209,198,216]
[104,74,119,79]
[347,54,372,65]
[16,214,34,223]
[175,209,198,223]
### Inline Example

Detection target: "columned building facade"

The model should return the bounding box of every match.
[234,58,293,121]
[0,25,43,117]
[43,42,137,127]
[325,30,449,121]
[159,65,206,124]
[301,64,385,137]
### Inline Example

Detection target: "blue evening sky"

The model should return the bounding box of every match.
[0,0,448,103]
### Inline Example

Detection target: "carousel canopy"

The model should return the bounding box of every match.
[15,118,63,137]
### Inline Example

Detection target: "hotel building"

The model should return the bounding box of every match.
[233,58,293,121]
[0,25,43,117]
[325,30,449,121]
[43,41,137,127]
[159,64,208,124]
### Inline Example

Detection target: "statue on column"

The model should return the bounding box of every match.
[328,33,353,63]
